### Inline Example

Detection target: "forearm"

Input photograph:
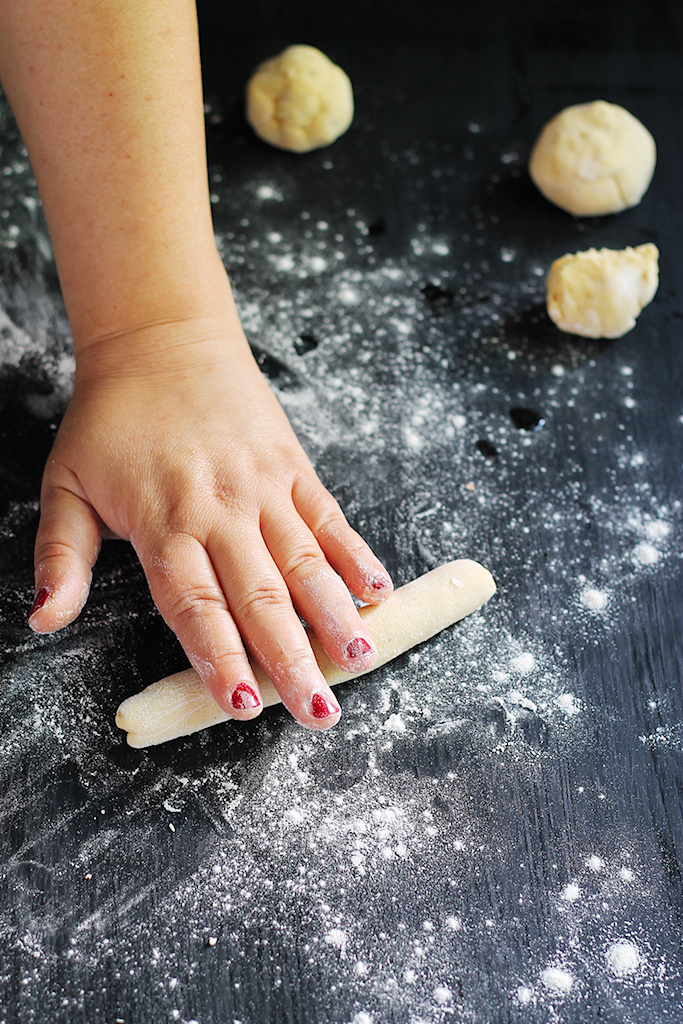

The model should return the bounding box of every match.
[0,0,226,351]
[2,4,394,736]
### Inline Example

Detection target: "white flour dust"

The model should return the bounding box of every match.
[1,97,681,1023]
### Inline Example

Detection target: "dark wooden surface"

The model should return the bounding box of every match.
[1,2,682,1021]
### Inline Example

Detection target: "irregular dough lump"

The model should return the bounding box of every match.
[246,44,354,153]
[546,243,659,339]
[529,100,656,216]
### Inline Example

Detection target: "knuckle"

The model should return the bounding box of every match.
[166,583,226,628]
[163,499,210,537]
[211,475,246,513]
[317,511,364,555]
[211,648,251,677]
[313,501,349,539]
[211,466,257,519]
[160,482,251,537]
[34,539,79,569]
[279,548,327,587]
[233,583,291,624]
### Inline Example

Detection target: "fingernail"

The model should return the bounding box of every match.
[230,683,261,710]
[370,575,391,592]
[29,587,51,619]
[346,636,374,661]
[310,693,340,719]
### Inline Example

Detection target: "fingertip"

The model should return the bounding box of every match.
[31,485,101,633]
[28,588,54,633]
[28,576,91,633]
[28,586,52,624]
[214,679,264,722]
[305,691,342,731]
[359,571,394,604]
[183,642,266,725]
[339,634,377,673]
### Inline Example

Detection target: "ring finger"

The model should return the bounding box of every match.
[260,499,378,673]
[207,523,342,730]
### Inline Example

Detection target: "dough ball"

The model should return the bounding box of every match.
[246,45,354,153]
[546,243,659,339]
[529,100,656,216]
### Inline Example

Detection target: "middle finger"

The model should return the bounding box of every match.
[208,522,342,730]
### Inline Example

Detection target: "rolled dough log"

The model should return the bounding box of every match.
[116,559,496,748]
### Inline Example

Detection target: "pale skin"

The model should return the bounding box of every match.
[0,0,393,729]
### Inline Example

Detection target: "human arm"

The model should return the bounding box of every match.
[0,0,392,729]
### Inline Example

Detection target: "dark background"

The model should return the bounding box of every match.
[0,1,682,1021]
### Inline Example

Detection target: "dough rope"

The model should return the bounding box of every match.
[116,559,496,748]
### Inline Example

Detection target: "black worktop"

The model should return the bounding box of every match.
[1,2,682,1021]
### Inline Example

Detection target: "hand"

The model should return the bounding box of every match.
[28,313,392,730]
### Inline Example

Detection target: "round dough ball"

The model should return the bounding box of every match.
[246,45,354,153]
[546,243,659,339]
[529,100,656,216]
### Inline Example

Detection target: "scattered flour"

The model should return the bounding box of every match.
[607,940,640,977]
[433,985,453,1005]
[255,183,283,201]
[631,542,661,566]
[510,653,536,675]
[325,929,349,958]
[540,967,574,994]
[0,91,680,1024]
[284,806,305,824]
[580,587,608,611]
[556,693,581,716]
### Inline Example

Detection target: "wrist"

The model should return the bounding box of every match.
[71,263,254,386]
[69,244,230,355]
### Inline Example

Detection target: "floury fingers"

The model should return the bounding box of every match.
[116,559,497,747]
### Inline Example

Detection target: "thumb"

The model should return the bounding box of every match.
[29,482,102,633]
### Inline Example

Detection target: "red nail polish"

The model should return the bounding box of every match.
[310,693,340,719]
[230,683,261,710]
[346,636,373,660]
[371,576,391,591]
[29,587,51,618]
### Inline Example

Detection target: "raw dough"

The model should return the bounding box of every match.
[116,559,496,747]
[246,44,354,153]
[529,100,656,216]
[546,243,659,339]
